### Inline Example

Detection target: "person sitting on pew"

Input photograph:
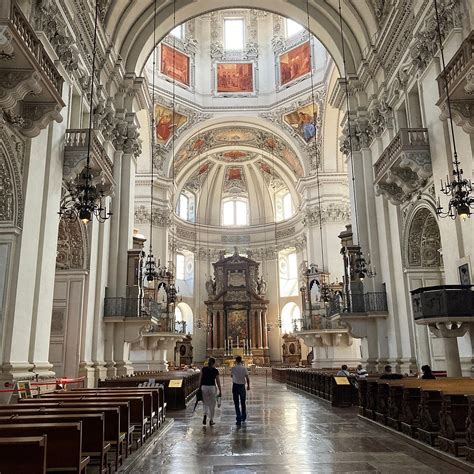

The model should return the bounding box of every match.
[420,364,436,380]
[336,364,350,376]
[379,364,403,380]
[356,364,368,378]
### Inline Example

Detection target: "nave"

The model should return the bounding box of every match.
[131,377,464,473]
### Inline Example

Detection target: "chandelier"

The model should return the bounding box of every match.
[433,0,474,220]
[58,0,112,225]
[144,0,160,281]
[337,0,374,281]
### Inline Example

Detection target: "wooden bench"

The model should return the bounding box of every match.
[17,400,130,463]
[0,436,47,474]
[0,406,122,472]
[39,394,146,448]
[0,422,89,472]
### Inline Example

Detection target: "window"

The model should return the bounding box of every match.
[286,18,304,37]
[224,18,244,50]
[222,198,248,226]
[276,191,294,221]
[279,249,299,297]
[177,191,195,222]
[170,24,183,39]
[281,302,302,334]
[176,254,185,280]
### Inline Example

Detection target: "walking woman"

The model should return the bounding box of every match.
[199,358,222,426]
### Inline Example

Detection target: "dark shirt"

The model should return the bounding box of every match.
[201,366,219,386]
[379,373,403,380]
[422,374,436,379]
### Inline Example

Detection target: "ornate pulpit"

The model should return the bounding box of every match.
[205,249,270,365]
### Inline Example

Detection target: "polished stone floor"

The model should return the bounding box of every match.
[130,376,469,473]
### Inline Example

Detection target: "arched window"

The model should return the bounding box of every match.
[280,302,302,334]
[286,18,304,37]
[276,191,294,221]
[222,198,249,226]
[177,190,195,222]
[176,253,185,280]
[176,302,193,334]
[170,24,183,39]
[279,249,298,296]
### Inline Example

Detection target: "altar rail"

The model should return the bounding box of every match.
[283,369,358,407]
[99,371,200,410]
[358,376,474,462]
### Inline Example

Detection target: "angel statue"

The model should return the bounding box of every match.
[257,276,267,295]
[205,276,216,296]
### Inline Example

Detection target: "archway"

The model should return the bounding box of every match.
[176,302,194,334]
[105,1,377,78]
[280,302,301,334]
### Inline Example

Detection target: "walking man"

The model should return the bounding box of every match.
[231,356,250,426]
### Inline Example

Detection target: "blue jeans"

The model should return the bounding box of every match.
[232,383,246,423]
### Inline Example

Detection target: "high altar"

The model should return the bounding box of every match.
[205,250,270,365]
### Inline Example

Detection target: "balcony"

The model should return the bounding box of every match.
[0,0,64,136]
[411,285,474,323]
[374,128,432,205]
[104,297,185,333]
[436,31,474,134]
[64,129,114,193]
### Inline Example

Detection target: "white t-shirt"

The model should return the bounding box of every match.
[231,364,248,385]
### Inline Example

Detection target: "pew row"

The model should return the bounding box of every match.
[0,436,47,474]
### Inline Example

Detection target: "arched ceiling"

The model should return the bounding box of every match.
[105,0,378,77]
[170,122,306,181]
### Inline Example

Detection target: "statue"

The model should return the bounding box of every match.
[205,276,216,296]
[257,276,267,295]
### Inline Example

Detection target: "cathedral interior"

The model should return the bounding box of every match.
[0,0,473,472]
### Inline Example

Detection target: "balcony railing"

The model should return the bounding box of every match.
[437,31,474,99]
[325,292,388,316]
[410,285,474,321]
[104,297,187,333]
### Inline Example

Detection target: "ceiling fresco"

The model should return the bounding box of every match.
[174,126,304,177]
[183,161,214,193]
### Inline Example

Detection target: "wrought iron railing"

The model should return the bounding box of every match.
[324,291,388,316]
[104,297,161,318]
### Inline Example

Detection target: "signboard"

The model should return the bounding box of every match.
[168,379,183,388]
[334,376,350,385]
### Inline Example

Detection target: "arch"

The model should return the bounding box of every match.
[56,216,89,270]
[405,206,442,269]
[0,128,24,228]
[280,302,301,334]
[105,1,375,79]
[176,302,193,334]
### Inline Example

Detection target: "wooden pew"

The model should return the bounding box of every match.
[0,436,47,474]
[17,400,130,462]
[38,394,146,448]
[68,388,159,433]
[0,414,108,473]
[0,422,89,472]
[0,406,122,472]
[437,388,474,456]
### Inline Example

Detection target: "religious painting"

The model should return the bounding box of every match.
[459,263,471,285]
[279,42,311,86]
[223,151,247,160]
[284,103,318,142]
[227,168,242,181]
[215,128,257,143]
[228,310,248,341]
[228,270,246,287]
[217,63,253,93]
[154,105,187,144]
[160,43,190,86]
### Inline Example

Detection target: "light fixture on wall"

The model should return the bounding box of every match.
[433,0,474,220]
[58,0,112,225]
[143,0,160,282]
[337,0,374,282]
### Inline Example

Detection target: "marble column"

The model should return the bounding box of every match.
[262,311,268,348]
[258,310,263,349]
[212,311,218,349]
[113,324,133,376]
[104,323,116,379]
[219,311,224,349]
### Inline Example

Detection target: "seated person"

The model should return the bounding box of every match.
[379,364,403,380]
[420,364,436,380]
[336,364,350,376]
[356,364,368,378]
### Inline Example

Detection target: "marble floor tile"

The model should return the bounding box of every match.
[129,377,471,473]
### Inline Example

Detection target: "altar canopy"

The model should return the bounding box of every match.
[205,249,270,365]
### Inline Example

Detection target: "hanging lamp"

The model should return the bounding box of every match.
[144,0,160,282]
[58,0,112,224]
[433,0,474,220]
[337,0,375,282]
